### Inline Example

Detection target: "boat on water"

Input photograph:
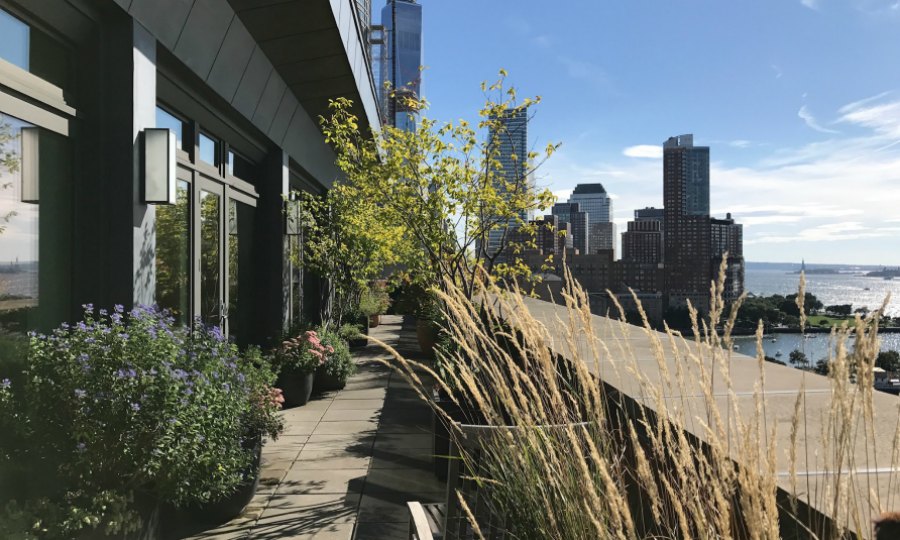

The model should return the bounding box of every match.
[775,350,783,358]
[864,287,871,291]
[804,333,817,339]
[770,337,777,343]
[733,344,739,350]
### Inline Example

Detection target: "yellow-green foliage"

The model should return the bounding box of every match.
[319,72,558,299]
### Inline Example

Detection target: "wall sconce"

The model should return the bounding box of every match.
[20,127,39,204]
[142,128,176,204]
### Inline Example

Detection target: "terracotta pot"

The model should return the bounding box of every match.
[416,319,437,357]
[368,314,381,327]
[278,370,316,407]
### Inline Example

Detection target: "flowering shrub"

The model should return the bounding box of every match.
[276,329,332,374]
[0,305,283,538]
[317,327,355,382]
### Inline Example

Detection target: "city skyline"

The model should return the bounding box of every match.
[419,0,900,265]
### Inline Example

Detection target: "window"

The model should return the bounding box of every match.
[155,106,189,153]
[0,7,68,88]
[227,150,255,182]
[198,132,218,166]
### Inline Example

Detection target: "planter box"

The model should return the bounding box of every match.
[314,366,347,392]
[278,370,315,407]
[349,317,370,349]
[368,314,381,328]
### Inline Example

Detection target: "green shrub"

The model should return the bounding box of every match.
[358,283,391,317]
[0,304,283,538]
[338,323,364,341]
[317,327,356,382]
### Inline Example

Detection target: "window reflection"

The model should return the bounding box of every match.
[0,115,39,332]
[199,133,217,166]
[155,180,190,324]
[0,9,29,70]
[155,107,188,153]
[200,190,220,325]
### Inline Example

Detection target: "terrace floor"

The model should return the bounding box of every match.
[188,315,444,539]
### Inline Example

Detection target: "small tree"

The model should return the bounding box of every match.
[290,184,409,328]
[320,71,557,300]
[876,350,900,373]
[789,349,809,369]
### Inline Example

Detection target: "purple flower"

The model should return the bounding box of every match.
[173,369,188,380]
[130,402,141,412]
[82,303,94,313]
[185,387,193,396]
[223,383,231,392]
[76,322,88,332]
[76,442,86,452]
[114,304,124,313]
[99,308,108,316]
[1,378,10,390]
[74,389,86,399]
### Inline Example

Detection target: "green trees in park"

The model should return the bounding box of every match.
[876,350,900,372]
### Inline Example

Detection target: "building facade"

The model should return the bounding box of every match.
[551,202,589,255]
[0,0,379,356]
[622,219,662,265]
[711,214,745,304]
[379,0,422,131]
[568,183,614,255]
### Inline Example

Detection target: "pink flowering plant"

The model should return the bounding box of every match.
[276,329,334,375]
[0,304,283,539]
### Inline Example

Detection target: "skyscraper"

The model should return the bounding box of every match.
[551,202,589,254]
[663,134,716,312]
[568,184,614,255]
[484,107,534,258]
[379,0,422,132]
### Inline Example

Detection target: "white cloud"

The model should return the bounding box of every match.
[798,105,840,134]
[801,0,819,9]
[771,64,783,79]
[730,140,752,148]
[838,92,900,138]
[557,56,613,92]
[622,145,663,159]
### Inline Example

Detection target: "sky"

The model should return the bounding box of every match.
[411,0,900,265]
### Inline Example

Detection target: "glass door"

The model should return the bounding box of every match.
[194,176,224,327]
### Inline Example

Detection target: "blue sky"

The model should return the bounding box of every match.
[412,0,900,265]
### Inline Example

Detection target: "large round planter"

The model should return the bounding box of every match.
[416,319,437,357]
[278,370,316,407]
[161,438,263,539]
[368,314,381,328]
[314,366,348,392]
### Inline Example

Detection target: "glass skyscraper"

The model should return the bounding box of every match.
[485,108,534,256]
[379,0,422,131]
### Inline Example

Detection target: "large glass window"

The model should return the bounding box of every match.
[0,112,71,373]
[154,180,190,324]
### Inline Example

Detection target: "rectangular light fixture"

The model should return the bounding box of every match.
[143,128,176,204]
[20,127,39,204]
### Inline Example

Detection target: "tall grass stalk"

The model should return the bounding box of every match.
[372,267,900,539]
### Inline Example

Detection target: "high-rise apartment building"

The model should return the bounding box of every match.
[663,134,712,311]
[551,202,589,255]
[622,220,662,264]
[711,214,745,304]
[378,0,422,131]
[568,184,614,255]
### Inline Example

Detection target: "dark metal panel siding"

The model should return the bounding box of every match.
[267,91,298,144]
[282,105,338,189]
[129,0,194,50]
[230,45,272,120]
[251,69,286,133]
[173,0,233,77]
[205,16,255,101]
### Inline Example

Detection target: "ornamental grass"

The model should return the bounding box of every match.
[372,265,900,539]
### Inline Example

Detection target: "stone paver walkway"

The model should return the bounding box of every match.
[189,315,444,539]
